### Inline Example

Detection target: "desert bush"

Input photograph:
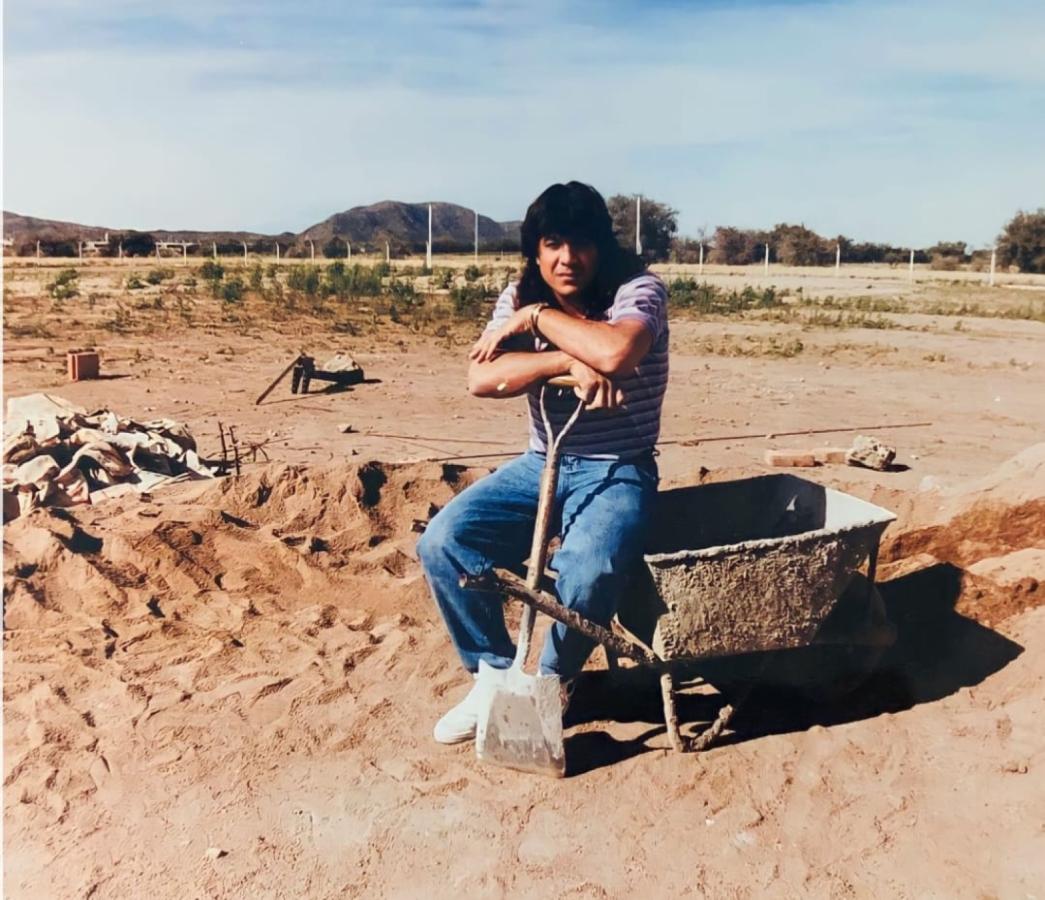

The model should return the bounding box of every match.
[464,264,482,282]
[47,268,80,300]
[199,259,225,282]
[125,275,146,290]
[389,280,420,305]
[374,261,392,278]
[667,279,781,314]
[287,265,321,296]
[221,276,246,303]
[146,267,175,285]
[323,262,382,298]
[450,283,488,318]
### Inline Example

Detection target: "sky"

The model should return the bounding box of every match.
[3,0,1044,247]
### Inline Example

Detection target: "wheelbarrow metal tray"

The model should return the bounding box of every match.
[619,474,896,662]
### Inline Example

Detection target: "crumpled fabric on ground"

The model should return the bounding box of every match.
[2,393,214,522]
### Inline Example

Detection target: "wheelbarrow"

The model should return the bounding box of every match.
[464,444,897,756]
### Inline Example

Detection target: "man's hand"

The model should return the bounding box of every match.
[469,307,535,363]
[567,359,624,410]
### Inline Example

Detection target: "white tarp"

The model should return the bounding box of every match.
[3,393,214,521]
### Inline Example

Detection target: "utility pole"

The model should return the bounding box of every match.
[989,246,997,287]
[308,239,315,263]
[427,203,433,269]
[118,242,123,260]
[78,241,83,262]
[385,241,390,263]
[698,243,704,275]
[474,209,479,262]
[275,242,280,261]
[635,196,642,256]
[764,243,769,276]
[213,242,217,260]
[36,240,41,259]
[909,248,915,280]
[346,239,351,261]
[836,243,841,274]
[155,242,160,260]
[242,241,248,261]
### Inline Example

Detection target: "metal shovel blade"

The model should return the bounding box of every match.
[475,660,565,777]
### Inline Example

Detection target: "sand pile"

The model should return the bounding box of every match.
[879,443,1045,622]
[4,454,1043,898]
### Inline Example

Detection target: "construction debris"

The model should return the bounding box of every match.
[764,436,899,470]
[3,393,213,521]
[812,447,850,465]
[764,449,816,467]
[846,434,897,471]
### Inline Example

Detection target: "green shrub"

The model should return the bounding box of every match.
[464,264,481,283]
[146,267,175,285]
[47,268,80,300]
[323,262,382,298]
[200,259,224,281]
[287,264,321,296]
[389,280,419,304]
[125,275,146,290]
[221,276,246,303]
[374,261,391,278]
[435,268,454,289]
[450,283,487,318]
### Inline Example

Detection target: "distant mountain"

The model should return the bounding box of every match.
[3,212,113,243]
[299,201,520,252]
[3,202,521,255]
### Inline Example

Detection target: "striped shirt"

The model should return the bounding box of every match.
[486,272,669,459]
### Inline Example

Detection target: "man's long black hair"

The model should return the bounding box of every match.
[515,181,645,316]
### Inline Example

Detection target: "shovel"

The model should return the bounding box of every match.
[475,376,585,777]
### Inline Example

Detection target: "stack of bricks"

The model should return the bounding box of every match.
[67,349,100,381]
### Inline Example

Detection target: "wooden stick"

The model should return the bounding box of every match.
[217,422,229,476]
[228,425,241,476]
[255,352,304,405]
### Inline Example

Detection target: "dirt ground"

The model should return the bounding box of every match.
[3,259,1045,898]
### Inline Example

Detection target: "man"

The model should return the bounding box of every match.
[417,181,669,743]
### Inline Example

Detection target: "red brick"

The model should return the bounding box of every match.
[67,351,100,381]
[764,449,817,467]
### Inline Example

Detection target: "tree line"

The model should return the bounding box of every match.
[619,197,1045,273]
[11,201,1045,274]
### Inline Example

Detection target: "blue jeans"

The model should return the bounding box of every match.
[417,450,658,679]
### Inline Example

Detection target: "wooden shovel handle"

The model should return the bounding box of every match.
[547,375,580,389]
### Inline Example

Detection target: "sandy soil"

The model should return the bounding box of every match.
[4,260,1045,897]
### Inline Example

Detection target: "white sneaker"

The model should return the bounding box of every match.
[433,676,484,744]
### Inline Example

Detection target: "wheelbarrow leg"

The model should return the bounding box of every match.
[660,670,686,753]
